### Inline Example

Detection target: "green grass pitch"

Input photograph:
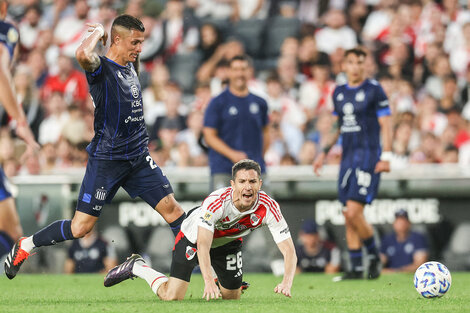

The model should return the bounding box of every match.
[1,273,469,313]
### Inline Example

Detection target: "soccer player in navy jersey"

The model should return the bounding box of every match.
[203,55,270,191]
[313,48,393,280]
[0,0,39,262]
[4,14,186,279]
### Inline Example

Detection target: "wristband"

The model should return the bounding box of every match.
[93,25,105,38]
[380,151,393,162]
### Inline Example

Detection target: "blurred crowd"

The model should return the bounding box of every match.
[2,0,470,176]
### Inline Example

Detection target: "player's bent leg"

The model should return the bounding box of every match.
[0,198,23,242]
[157,277,189,301]
[154,194,186,236]
[219,284,242,300]
[70,211,98,238]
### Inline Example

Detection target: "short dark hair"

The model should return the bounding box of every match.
[112,14,145,33]
[229,54,250,67]
[232,159,261,180]
[344,48,367,58]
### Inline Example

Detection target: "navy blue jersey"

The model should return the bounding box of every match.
[68,236,113,273]
[0,20,18,60]
[204,88,268,174]
[333,79,390,163]
[85,56,148,160]
[380,231,429,269]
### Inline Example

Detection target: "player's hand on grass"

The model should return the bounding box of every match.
[313,152,326,176]
[374,160,390,173]
[274,283,292,298]
[202,280,221,301]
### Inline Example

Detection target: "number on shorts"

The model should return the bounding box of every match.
[356,169,371,187]
[226,251,242,270]
[146,155,157,169]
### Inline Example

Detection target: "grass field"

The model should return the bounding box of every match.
[1,273,469,313]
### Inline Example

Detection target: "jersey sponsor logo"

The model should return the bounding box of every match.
[92,205,103,211]
[249,103,259,114]
[355,90,365,102]
[125,115,144,123]
[185,246,197,260]
[341,102,361,133]
[200,216,212,227]
[229,106,238,116]
[250,213,261,226]
[95,188,107,201]
[131,84,139,98]
[336,93,344,101]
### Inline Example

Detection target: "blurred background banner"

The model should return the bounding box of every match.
[11,164,470,271]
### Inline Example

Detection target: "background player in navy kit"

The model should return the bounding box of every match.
[313,48,392,280]
[0,0,39,262]
[203,55,270,191]
[4,15,186,279]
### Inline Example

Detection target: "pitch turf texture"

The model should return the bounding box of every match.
[1,273,469,313]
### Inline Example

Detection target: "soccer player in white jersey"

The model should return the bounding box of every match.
[104,159,297,301]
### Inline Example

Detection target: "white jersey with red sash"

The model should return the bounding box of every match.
[180,187,291,248]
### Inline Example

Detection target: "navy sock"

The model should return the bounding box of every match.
[363,236,379,258]
[349,249,363,273]
[32,220,75,247]
[169,213,186,237]
[0,231,14,257]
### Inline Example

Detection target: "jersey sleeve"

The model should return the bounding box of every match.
[260,98,269,128]
[203,97,221,129]
[264,199,291,244]
[196,195,224,233]
[85,56,104,85]
[374,84,391,118]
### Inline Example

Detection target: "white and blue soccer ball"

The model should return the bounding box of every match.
[414,261,452,298]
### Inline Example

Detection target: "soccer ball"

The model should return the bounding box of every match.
[414,261,452,298]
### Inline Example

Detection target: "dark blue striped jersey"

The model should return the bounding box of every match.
[0,20,18,60]
[85,56,148,160]
[332,79,390,158]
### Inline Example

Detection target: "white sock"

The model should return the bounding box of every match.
[132,262,168,295]
[20,236,35,253]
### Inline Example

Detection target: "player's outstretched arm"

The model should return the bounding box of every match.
[196,226,221,301]
[75,23,107,72]
[274,237,297,298]
[0,45,39,151]
[375,115,392,173]
[313,116,340,176]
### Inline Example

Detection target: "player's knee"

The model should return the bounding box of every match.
[70,221,92,238]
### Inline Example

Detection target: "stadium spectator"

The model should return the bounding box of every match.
[295,220,340,274]
[175,109,207,167]
[315,9,357,55]
[380,209,429,273]
[38,92,69,145]
[64,228,117,274]
[203,55,269,191]
[142,63,171,125]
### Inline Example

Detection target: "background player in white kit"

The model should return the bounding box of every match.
[104,159,297,301]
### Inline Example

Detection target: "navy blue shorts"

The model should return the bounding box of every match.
[0,168,12,202]
[338,166,380,206]
[76,152,174,217]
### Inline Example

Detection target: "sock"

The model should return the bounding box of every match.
[20,236,35,253]
[133,261,168,295]
[0,231,14,257]
[32,220,75,248]
[169,213,186,237]
[363,236,379,259]
[349,249,363,273]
